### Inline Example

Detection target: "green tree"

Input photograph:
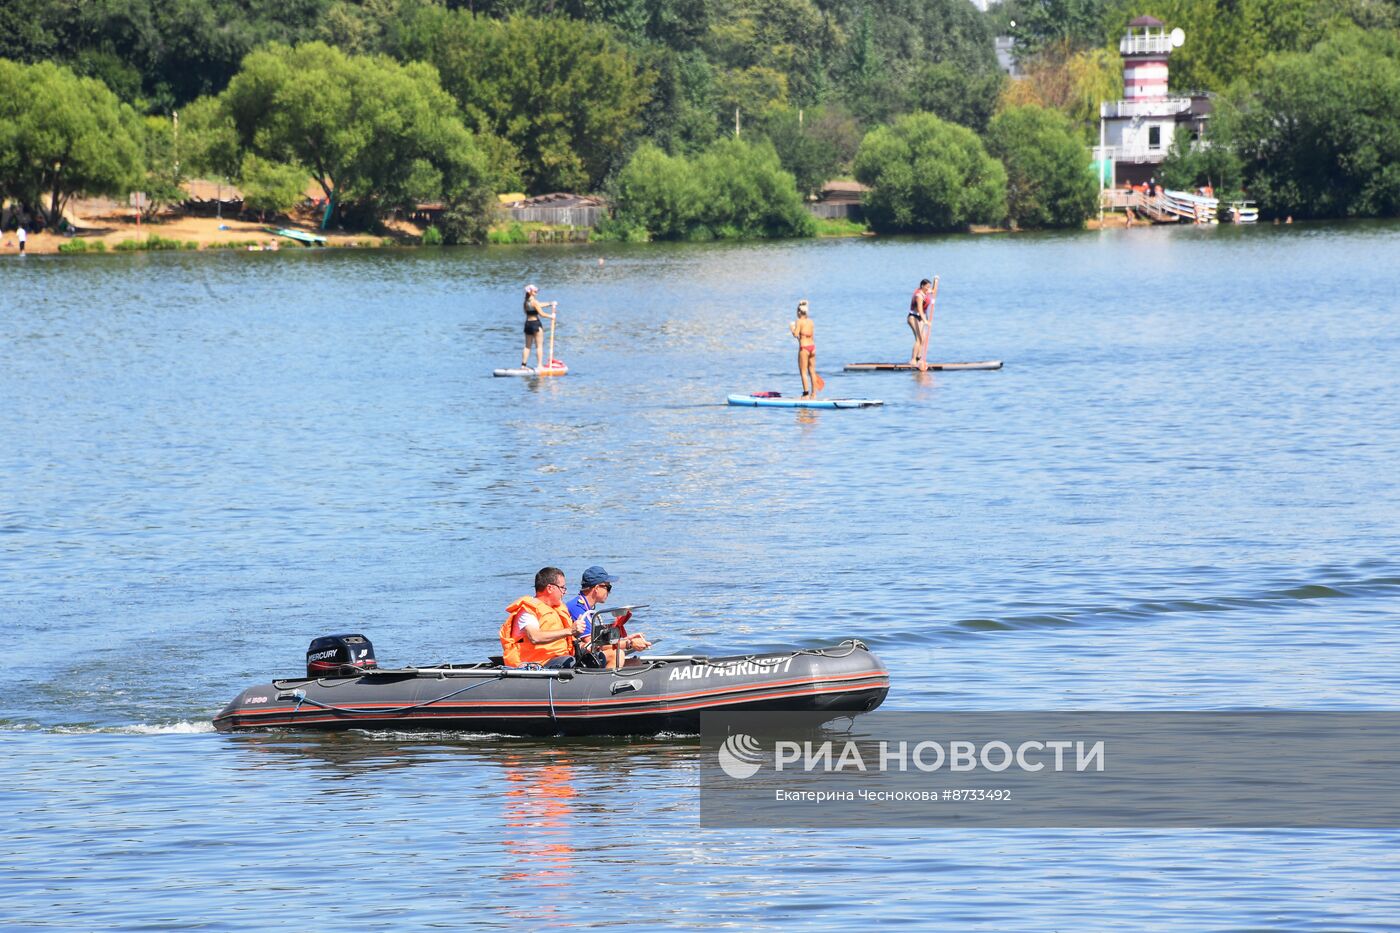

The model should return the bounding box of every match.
[220,42,490,227]
[705,0,841,105]
[1010,0,1113,58]
[1158,128,1242,197]
[642,49,720,155]
[177,95,241,181]
[834,0,998,122]
[609,143,705,238]
[394,10,653,193]
[755,106,846,196]
[139,115,186,220]
[911,61,1006,134]
[998,41,1121,140]
[610,137,814,239]
[853,111,1007,231]
[0,0,61,63]
[717,66,790,124]
[15,0,328,111]
[0,59,143,227]
[695,136,816,237]
[986,104,1097,228]
[238,154,309,219]
[438,187,498,245]
[1216,27,1400,218]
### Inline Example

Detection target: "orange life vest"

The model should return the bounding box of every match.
[499,595,574,667]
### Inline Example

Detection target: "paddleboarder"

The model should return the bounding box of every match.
[790,300,823,398]
[908,277,938,370]
[521,284,557,370]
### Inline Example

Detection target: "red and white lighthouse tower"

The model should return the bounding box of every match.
[1121,15,1173,101]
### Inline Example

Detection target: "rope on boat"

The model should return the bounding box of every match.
[686,638,868,669]
[282,675,504,716]
[606,638,869,675]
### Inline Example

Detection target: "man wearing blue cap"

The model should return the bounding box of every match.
[566,566,650,660]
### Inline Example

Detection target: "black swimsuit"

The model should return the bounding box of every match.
[524,296,542,335]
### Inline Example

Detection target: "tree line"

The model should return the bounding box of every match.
[1,0,1397,240]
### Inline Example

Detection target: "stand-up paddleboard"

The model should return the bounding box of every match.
[728,393,883,409]
[493,359,568,377]
[843,360,1003,372]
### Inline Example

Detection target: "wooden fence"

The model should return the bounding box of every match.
[807,202,864,221]
[504,205,608,227]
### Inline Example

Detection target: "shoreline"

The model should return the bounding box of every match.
[1,208,397,256]
[0,206,1282,257]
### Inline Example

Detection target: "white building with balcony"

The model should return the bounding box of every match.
[1096,15,1211,188]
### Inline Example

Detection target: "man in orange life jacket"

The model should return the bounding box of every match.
[499,566,585,668]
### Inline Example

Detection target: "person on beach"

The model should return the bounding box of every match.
[908,277,937,368]
[499,566,586,668]
[790,300,818,397]
[521,284,557,370]
[17,225,27,255]
[565,565,650,665]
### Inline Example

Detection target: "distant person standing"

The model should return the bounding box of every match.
[790,300,820,398]
[521,284,556,370]
[908,277,937,369]
[17,224,26,255]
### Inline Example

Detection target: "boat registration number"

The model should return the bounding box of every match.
[669,657,795,681]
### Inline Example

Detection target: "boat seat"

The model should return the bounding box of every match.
[488,655,504,666]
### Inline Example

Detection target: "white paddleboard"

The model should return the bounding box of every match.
[727,394,883,409]
[493,359,568,377]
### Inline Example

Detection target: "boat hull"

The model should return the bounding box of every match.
[214,641,889,736]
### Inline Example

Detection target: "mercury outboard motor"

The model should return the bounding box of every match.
[306,634,377,678]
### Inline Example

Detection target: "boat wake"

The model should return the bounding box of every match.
[4,719,218,736]
[880,566,1400,645]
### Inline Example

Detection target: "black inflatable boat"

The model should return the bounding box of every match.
[214,638,889,736]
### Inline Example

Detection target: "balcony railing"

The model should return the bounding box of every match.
[1093,144,1168,163]
[1119,33,1173,55]
[1100,98,1192,119]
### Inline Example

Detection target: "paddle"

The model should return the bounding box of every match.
[548,304,557,368]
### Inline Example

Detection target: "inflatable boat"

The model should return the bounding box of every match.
[214,638,888,736]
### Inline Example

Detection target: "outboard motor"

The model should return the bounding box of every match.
[306,634,377,678]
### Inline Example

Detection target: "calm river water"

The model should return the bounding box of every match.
[4,223,1399,929]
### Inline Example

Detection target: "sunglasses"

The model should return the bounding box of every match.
[598,582,613,592]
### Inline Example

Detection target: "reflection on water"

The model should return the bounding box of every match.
[4,224,1400,928]
[500,752,578,892]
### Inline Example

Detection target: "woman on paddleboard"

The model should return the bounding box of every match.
[790,300,821,398]
[908,277,937,369]
[522,284,557,370]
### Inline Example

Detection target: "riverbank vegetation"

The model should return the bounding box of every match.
[2,0,1398,247]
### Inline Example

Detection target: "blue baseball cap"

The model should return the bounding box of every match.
[581,565,619,587]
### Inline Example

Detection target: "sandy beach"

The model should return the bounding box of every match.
[2,196,410,256]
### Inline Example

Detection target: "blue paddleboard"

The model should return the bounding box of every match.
[727,394,883,409]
